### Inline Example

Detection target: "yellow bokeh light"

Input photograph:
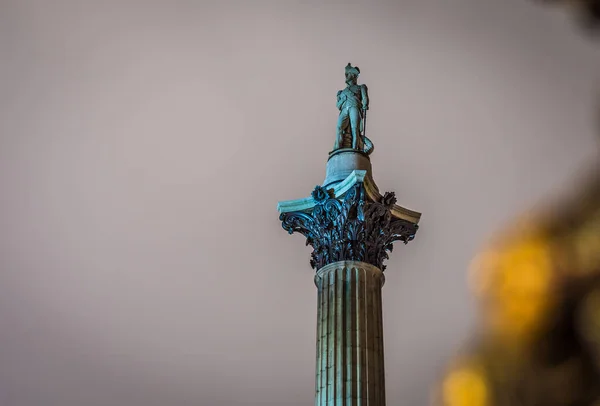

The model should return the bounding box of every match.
[442,365,489,406]
[469,228,554,342]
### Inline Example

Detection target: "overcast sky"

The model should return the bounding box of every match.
[1,1,599,405]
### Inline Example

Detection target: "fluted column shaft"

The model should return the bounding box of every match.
[314,260,386,406]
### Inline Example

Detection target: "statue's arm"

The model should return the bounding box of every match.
[361,84,369,110]
[336,90,344,110]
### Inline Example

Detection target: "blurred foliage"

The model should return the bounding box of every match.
[432,3,600,405]
[433,173,600,406]
[537,0,600,32]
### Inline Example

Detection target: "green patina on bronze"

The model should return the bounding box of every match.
[334,63,374,155]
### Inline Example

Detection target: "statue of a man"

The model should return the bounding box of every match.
[334,63,370,152]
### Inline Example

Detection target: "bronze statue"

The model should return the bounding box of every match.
[334,63,373,154]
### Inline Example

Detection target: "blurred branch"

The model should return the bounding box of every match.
[535,0,600,33]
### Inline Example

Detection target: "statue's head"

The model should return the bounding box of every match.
[345,63,360,85]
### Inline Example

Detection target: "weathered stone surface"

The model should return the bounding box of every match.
[314,261,386,406]
[323,149,374,189]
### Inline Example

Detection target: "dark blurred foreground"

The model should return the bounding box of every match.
[433,3,600,405]
[540,0,600,32]
[433,168,600,406]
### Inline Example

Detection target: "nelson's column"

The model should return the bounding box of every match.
[277,63,422,406]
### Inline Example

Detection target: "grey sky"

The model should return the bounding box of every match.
[0,1,599,405]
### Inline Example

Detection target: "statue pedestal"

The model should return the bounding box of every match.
[324,149,374,189]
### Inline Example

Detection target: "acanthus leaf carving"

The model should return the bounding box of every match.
[280,183,418,271]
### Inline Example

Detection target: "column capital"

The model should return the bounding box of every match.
[279,181,419,271]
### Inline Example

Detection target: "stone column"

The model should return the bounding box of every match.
[279,178,419,405]
[314,260,386,406]
[277,64,421,406]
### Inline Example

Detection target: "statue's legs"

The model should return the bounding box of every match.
[334,111,350,150]
[349,107,363,150]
